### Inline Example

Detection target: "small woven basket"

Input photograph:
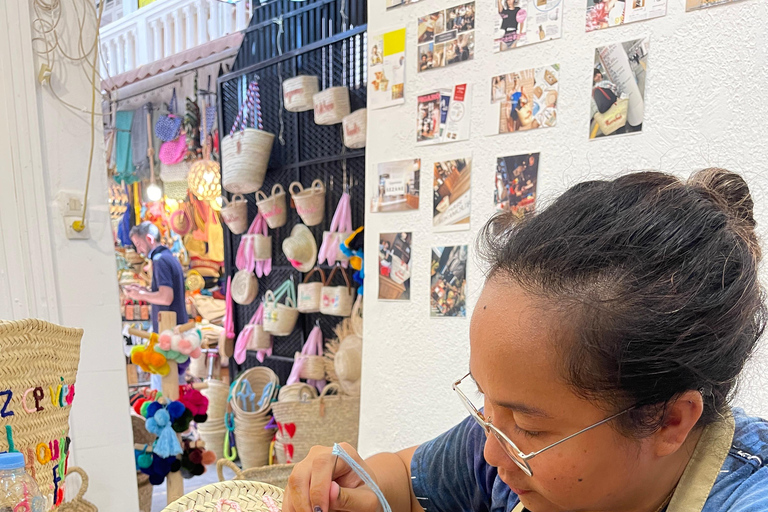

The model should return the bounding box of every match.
[201,380,230,423]
[277,384,318,403]
[283,75,319,112]
[262,291,299,336]
[245,324,272,351]
[313,87,351,125]
[298,354,326,381]
[161,480,284,512]
[297,267,326,313]
[256,184,288,229]
[235,421,276,469]
[221,129,274,194]
[217,459,295,490]
[230,367,280,418]
[197,421,227,461]
[221,194,249,235]
[289,180,326,227]
[232,270,259,305]
[342,108,367,149]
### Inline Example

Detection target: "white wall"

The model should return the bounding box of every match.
[0,2,138,510]
[359,0,768,456]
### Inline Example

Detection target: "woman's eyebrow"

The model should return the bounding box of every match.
[470,372,551,418]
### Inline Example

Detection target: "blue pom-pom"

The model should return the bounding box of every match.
[167,401,185,421]
[146,401,163,418]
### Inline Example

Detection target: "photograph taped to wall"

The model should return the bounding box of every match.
[590,36,649,139]
[371,159,421,213]
[488,64,559,135]
[494,0,563,52]
[368,28,406,110]
[387,0,422,9]
[434,157,471,231]
[585,0,667,31]
[379,232,412,301]
[431,245,468,318]
[417,2,475,73]
[685,0,749,10]
[495,153,539,215]
[417,84,472,145]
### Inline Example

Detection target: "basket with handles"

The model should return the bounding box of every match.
[216,458,295,489]
[297,267,326,313]
[313,87,351,125]
[342,108,367,149]
[320,264,356,317]
[262,280,299,336]
[289,179,326,227]
[221,80,275,194]
[256,184,288,229]
[283,75,319,113]
[220,194,249,235]
[58,467,97,512]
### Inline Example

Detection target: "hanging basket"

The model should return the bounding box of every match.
[283,75,319,113]
[231,270,258,305]
[188,159,222,201]
[160,160,192,183]
[263,289,299,336]
[256,184,288,229]
[297,352,326,381]
[245,323,272,351]
[320,265,356,317]
[297,267,326,313]
[342,108,367,149]
[220,194,249,234]
[313,87,351,125]
[253,234,272,262]
[289,179,326,226]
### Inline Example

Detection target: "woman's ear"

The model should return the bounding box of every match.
[653,390,704,458]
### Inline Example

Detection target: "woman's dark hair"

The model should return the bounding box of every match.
[480,169,764,434]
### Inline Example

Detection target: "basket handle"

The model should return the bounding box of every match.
[272,183,285,196]
[264,290,277,305]
[311,179,326,193]
[302,266,327,284]
[221,196,231,208]
[289,181,304,197]
[216,458,245,481]
[231,194,245,203]
[325,263,352,290]
[256,190,269,202]
[319,382,341,397]
[65,466,89,501]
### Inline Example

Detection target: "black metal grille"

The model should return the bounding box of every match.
[219,0,367,384]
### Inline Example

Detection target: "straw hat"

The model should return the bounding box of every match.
[170,208,192,235]
[282,224,317,273]
[335,334,362,396]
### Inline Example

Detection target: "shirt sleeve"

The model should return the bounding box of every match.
[153,256,175,290]
[411,416,496,512]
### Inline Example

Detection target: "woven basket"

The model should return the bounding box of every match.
[221,194,249,235]
[289,180,326,227]
[160,160,191,182]
[235,421,275,469]
[231,367,280,418]
[245,324,272,351]
[256,184,288,229]
[342,108,367,149]
[297,353,326,381]
[137,473,152,512]
[313,87,351,125]
[277,384,318,403]
[217,459,295,490]
[163,180,189,202]
[162,480,284,512]
[197,421,227,461]
[0,319,83,507]
[297,267,326,313]
[201,380,230,422]
[271,384,360,464]
[320,266,356,317]
[253,234,272,261]
[262,291,299,336]
[232,270,259,305]
[283,75,319,112]
[58,467,97,512]
[221,128,275,194]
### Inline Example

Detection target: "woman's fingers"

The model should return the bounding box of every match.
[309,454,336,512]
[330,484,382,512]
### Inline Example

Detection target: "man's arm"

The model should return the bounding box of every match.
[126,286,174,306]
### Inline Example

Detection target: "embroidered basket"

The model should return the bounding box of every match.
[58,467,97,512]
[593,97,630,137]
[162,480,284,512]
[262,285,299,337]
[0,319,83,509]
[297,267,326,314]
[320,265,356,317]
[342,109,367,149]
[282,75,319,113]
[313,87,351,125]
[220,194,249,235]
[289,180,326,227]
[256,184,288,229]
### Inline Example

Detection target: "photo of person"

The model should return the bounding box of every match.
[417,92,441,143]
[494,152,539,215]
[488,65,559,135]
[431,245,468,318]
[434,157,471,231]
[371,159,421,213]
[585,0,666,31]
[590,36,649,139]
[379,232,413,301]
[494,0,563,52]
[417,2,476,73]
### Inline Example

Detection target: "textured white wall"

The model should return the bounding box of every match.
[359,0,768,456]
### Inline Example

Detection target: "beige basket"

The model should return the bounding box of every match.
[162,480,284,512]
[235,421,276,469]
[262,291,299,336]
[320,266,356,317]
[245,323,272,351]
[277,383,318,403]
[216,459,295,490]
[297,352,326,381]
[313,87,351,125]
[0,319,83,507]
[58,467,97,512]
[253,234,272,261]
[221,194,249,234]
[283,75,319,113]
[221,128,275,194]
[271,384,360,464]
[256,184,288,229]
[594,98,630,137]
[201,380,230,422]
[231,367,280,418]
[342,108,367,149]
[297,267,326,313]
[289,179,326,226]
[232,269,259,305]
[198,421,227,461]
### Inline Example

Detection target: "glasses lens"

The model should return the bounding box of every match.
[490,427,532,477]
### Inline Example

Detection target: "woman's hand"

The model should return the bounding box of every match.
[283,443,382,512]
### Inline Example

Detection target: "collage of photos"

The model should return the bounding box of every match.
[368,28,406,110]
[378,232,413,301]
[386,0,421,9]
[494,153,539,215]
[585,0,667,31]
[431,245,468,318]
[488,64,559,135]
[433,157,471,232]
[494,0,564,52]
[590,36,649,139]
[416,84,472,145]
[417,2,476,73]
[371,159,421,213]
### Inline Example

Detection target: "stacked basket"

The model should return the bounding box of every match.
[231,367,280,469]
[199,380,229,460]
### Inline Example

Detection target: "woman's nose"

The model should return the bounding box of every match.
[483,428,517,472]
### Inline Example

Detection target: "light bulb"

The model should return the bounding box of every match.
[215,196,223,208]
[147,183,163,202]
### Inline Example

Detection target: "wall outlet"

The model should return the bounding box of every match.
[64,216,90,240]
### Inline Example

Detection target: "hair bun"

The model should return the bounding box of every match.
[691,168,756,228]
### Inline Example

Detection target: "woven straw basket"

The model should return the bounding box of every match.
[283,76,319,113]
[342,108,367,149]
[198,422,227,461]
[253,234,272,261]
[262,291,299,336]
[231,367,280,418]
[297,267,326,313]
[162,480,284,512]
[277,384,318,403]
[256,184,288,229]
[232,270,259,305]
[289,180,326,227]
[202,380,230,422]
[236,421,275,469]
[58,467,97,512]
[320,266,356,317]
[221,194,249,235]
[271,384,359,464]
[297,353,326,381]
[245,324,272,351]
[221,128,275,194]
[0,319,83,507]
[313,87,351,125]
[217,459,295,490]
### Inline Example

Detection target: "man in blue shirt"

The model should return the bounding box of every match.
[126,221,189,390]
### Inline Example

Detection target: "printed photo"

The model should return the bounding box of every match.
[685,0,748,10]
[590,36,649,139]
[417,2,475,73]
[585,0,666,31]
[494,153,539,215]
[431,245,468,318]
[417,92,441,143]
[368,28,406,110]
[417,84,472,145]
[488,65,559,135]
[379,232,412,301]
[387,0,422,9]
[494,0,563,52]
[371,159,421,213]
[434,157,471,232]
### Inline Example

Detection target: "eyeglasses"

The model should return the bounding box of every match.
[452,373,633,477]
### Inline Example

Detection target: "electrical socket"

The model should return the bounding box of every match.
[64,216,90,240]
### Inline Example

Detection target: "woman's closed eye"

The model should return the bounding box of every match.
[513,424,543,438]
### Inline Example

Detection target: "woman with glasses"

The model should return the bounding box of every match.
[283,168,768,512]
